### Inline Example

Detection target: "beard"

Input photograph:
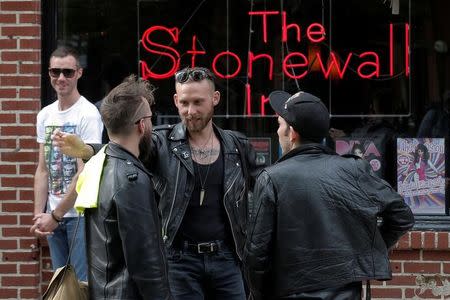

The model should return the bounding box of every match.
[138,130,152,165]
[182,109,214,133]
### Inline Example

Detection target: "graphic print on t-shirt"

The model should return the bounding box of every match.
[44,124,77,196]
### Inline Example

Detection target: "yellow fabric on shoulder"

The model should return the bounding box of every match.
[75,145,107,213]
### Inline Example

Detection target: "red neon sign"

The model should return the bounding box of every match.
[139,10,410,116]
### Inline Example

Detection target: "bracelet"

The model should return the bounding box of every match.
[51,210,62,223]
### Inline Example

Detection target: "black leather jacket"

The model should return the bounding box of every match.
[244,144,414,299]
[85,143,172,300]
[149,123,258,259]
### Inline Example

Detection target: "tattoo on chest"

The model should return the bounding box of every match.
[191,147,220,162]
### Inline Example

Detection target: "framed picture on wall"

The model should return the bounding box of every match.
[397,138,446,215]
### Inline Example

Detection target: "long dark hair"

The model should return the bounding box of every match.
[414,143,430,163]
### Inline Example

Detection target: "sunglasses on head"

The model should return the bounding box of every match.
[48,68,77,78]
[174,68,214,83]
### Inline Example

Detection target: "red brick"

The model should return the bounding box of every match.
[0,288,17,299]
[42,270,53,282]
[405,287,441,299]
[1,26,40,37]
[0,239,18,249]
[390,261,402,273]
[0,190,16,200]
[1,1,40,11]
[0,113,17,123]
[18,113,37,125]
[2,175,34,188]
[444,263,450,273]
[19,238,37,249]
[19,13,40,24]
[0,64,17,73]
[1,75,40,86]
[0,215,18,225]
[423,251,450,261]
[20,263,39,274]
[19,215,34,226]
[2,151,38,163]
[2,51,39,64]
[3,227,33,238]
[396,232,410,249]
[20,288,40,298]
[2,100,40,110]
[424,232,437,249]
[0,264,17,273]
[0,14,17,23]
[20,39,40,49]
[369,287,403,298]
[0,164,17,174]
[0,39,18,49]
[3,251,37,262]
[437,232,449,250]
[411,231,423,249]
[20,190,34,201]
[404,262,441,273]
[2,275,39,286]
[19,137,38,149]
[20,164,36,175]
[0,138,16,149]
[19,63,40,74]
[2,125,36,137]
[389,249,421,260]
[0,88,17,98]
[386,274,417,286]
[19,88,40,98]
[3,202,34,213]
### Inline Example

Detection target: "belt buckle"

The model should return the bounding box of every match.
[197,242,214,254]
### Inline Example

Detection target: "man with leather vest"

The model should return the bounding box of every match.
[244,90,414,300]
[52,67,259,299]
[77,76,172,299]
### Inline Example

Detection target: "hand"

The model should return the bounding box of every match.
[329,128,346,140]
[52,128,87,158]
[30,213,58,237]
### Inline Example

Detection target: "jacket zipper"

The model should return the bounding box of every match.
[162,160,180,243]
[223,167,242,260]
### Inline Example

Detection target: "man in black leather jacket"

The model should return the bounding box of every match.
[244,90,414,300]
[77,76,172,299]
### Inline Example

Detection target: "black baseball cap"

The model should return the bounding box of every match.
[269,90,330,143]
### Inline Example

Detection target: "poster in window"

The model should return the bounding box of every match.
[335,138,385,179]
[249,137,271,166]
[397,138,446,214]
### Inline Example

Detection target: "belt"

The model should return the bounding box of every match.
[182,240,225,254]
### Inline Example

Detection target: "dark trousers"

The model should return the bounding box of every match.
[166,242,246,300]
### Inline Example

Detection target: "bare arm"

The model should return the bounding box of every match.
[32,159,84,235]
[52,129,94,160]
[33,144,48,216]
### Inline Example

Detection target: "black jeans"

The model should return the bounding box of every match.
[166,242,246,300]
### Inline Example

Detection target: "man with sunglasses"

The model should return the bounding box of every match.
[52,66,260,299]
[31,46,103,281]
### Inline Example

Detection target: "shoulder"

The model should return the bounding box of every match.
[153,124,176,132]
[36,101,58,123]
[78,97,101,115]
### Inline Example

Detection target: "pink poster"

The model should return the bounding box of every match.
[397,138,446,214]
[335,138,384,178]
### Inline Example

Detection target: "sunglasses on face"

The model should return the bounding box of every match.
[48,68,77,78]
[174,68,214,83]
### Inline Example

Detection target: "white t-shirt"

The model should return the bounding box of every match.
[36,96,103,217]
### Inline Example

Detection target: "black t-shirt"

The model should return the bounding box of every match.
[176,146,232,243]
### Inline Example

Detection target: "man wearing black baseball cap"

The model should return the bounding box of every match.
[244,90,414,299]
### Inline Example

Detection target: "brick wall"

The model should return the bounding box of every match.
[0,1,449,300]
[372,232,450,299]
[0,0,42,299]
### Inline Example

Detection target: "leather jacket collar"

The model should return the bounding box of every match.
[277,143,337,163]
[105,142,151,177]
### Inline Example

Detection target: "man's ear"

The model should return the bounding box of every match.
[289,126,300,143]
[77,67,83,79]
[173,93,178,106]
[212,91,220,106]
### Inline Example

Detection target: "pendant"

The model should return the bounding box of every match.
[200,189,205,206]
